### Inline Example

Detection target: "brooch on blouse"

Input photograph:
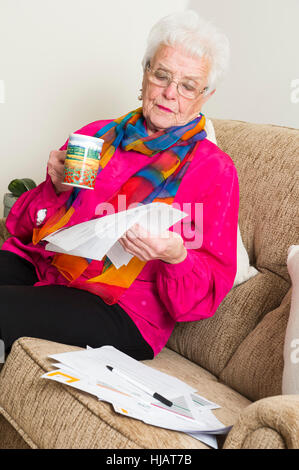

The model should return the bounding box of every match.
[36,209,47,226]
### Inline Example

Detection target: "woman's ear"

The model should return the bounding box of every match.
[139,73,147,101]
[201,88,216,106]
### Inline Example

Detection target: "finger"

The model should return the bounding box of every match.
[59,150,67,161]
[121,224,166,258]
[123,231,152,253]
[118,237,125,248]
[48,167,64,180]
[120,233,151,258]
[55,151,67,164]
[50,150,66,163]
[125,229,138,240]
[131,223,151,238]
[126,225,153,245]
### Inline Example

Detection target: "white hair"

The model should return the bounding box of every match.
[142,10,230,91]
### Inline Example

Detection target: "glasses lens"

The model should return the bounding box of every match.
[150,69,170,86]
[147,66,204,99]
[178,82,198,99]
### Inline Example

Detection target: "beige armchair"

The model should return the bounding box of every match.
[0,119,298,449]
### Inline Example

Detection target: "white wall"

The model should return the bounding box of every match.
[0,0,298,217]
[0,0,188,216]
[189,0,299,128]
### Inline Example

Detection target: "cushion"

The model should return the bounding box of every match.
[167,269,290,378]
[0,337,251,449]
[282,245,299,394]
[205,118,259,288]
[0,415,31,449]
[219,286,292,401]
[223,395,299,449]
[0,218,10,248]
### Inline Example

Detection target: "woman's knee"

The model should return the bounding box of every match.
[0,250,38,285]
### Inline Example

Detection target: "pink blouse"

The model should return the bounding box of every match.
[1,119,239,356]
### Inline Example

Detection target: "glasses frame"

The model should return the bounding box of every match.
[146,63,209,100]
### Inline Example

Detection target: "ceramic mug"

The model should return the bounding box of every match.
[62,134,104,190]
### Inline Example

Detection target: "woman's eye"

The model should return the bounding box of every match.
[155,71,169,81]
[182,82,196,91]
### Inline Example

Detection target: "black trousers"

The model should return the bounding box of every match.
[0,250,154,360]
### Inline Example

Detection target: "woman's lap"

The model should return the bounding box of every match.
[0,249,39,285]
[0,250,153,360]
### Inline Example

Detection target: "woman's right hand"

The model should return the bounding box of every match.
[47,150,71,195]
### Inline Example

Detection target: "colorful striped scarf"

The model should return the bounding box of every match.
[32,107,206,304]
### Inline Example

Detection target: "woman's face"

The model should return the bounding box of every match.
[142,44,215,135]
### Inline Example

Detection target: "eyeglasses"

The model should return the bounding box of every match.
[146,64,209,100]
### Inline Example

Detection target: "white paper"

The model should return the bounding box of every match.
[43,345,231,437]
[42,367,147,408]
[49,346,196,399]
[41,368,101,399]
[49,359,155,404]
[112,398,230,434]
[191,392,220,410]
[106,240,133,269]
[43,202,187,268]
[186,432,218,449]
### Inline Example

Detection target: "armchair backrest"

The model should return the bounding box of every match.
[167,119,298,400]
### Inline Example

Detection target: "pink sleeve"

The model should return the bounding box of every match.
[5,119,112,242]
[4,171,73,243]
[156,164,239,322]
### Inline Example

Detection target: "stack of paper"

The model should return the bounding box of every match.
[41,346,232,449]
[43,202,188,269]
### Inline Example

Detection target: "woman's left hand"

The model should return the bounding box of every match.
[118,223,187,264]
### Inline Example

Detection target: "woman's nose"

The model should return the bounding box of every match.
[162,82,178,100]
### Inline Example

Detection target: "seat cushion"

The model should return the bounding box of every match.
[0,337,251,449]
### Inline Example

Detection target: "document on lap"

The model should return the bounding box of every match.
[42,202,188,269]
[41,345,231,448]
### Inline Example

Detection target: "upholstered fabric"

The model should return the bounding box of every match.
[0,337,250,449]
[167,119,297,375]
[220,287,292,401]
[223,395,299,449]
[283,246,299,394]
[0,415,31,449]
[240,428,285,449]
[167,270,289,377]
[212,120,298,282]
[0,218,10,246]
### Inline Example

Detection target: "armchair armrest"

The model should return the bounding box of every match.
[223,395,299,449]
[0,218,10,248]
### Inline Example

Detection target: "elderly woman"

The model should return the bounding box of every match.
[0,11,238,361]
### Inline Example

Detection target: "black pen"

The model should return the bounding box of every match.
[106,365,173,407]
